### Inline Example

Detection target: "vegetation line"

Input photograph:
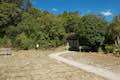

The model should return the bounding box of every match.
[0,1,120,55]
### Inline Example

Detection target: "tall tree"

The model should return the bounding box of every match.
[0,0,31,11]
[107,15,120,47]
[59,11,81,33]
[0,3,21,37]
[77,15,107,51]
[0,0,22,5]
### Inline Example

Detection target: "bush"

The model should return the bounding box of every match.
[105,45,115,53]
[15,33,32,50]
[0,36,12,48]
[114,47,120,56]
[104,44,120,56]
[113,48,120,56]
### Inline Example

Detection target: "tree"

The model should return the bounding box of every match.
[59,11,81,33]
[0,0,31,10]
[77,15,107,51]
[7,8,66,48]
[35,13,66,47]
[106,15,120,49]
[0,3,21,37]
[0,0,22,5]
[0,1,114,51]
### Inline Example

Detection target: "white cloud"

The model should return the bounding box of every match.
[101,10,112,16]
[52,8,58,12]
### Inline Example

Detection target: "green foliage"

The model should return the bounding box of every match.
[15,33,32,50]
[114,48,120,56]
[0,36,12,48]
[105,16,120,44]
[0,0,23,6]
[0,3,21,37]
[105,45,115,53]
[104,15,120,55]
[77,15,107,51]
[60,11,81,33]
[6,9,66,49]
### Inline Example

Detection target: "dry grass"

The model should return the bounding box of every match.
[62,52,120,74]
[0,47,107,80]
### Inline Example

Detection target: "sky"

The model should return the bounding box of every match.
[32,0,120,21]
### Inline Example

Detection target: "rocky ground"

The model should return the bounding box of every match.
[0,47,106,80]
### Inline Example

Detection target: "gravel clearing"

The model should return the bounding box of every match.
[0,49,106,80]
[49,51,120,80]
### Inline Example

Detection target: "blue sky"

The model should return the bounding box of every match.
[32,0,120,21]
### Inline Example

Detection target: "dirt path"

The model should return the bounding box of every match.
[0,50,106,80]
[62,52,120,74]
[49,51,120,80]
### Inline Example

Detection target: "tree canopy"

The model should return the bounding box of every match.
[0,3,21,37]
[77,15,107,51]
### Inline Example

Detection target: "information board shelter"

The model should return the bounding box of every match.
[66,33,79,51]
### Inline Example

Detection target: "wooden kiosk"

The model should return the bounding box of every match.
[66,32,79,51]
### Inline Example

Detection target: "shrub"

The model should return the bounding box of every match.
[15,33,32,50]
[0,36,12,48]
[105,45,115,53]
[113,48,120,56]
[114,49,120,53]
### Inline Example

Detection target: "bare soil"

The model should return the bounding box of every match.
[0,47,106,80]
